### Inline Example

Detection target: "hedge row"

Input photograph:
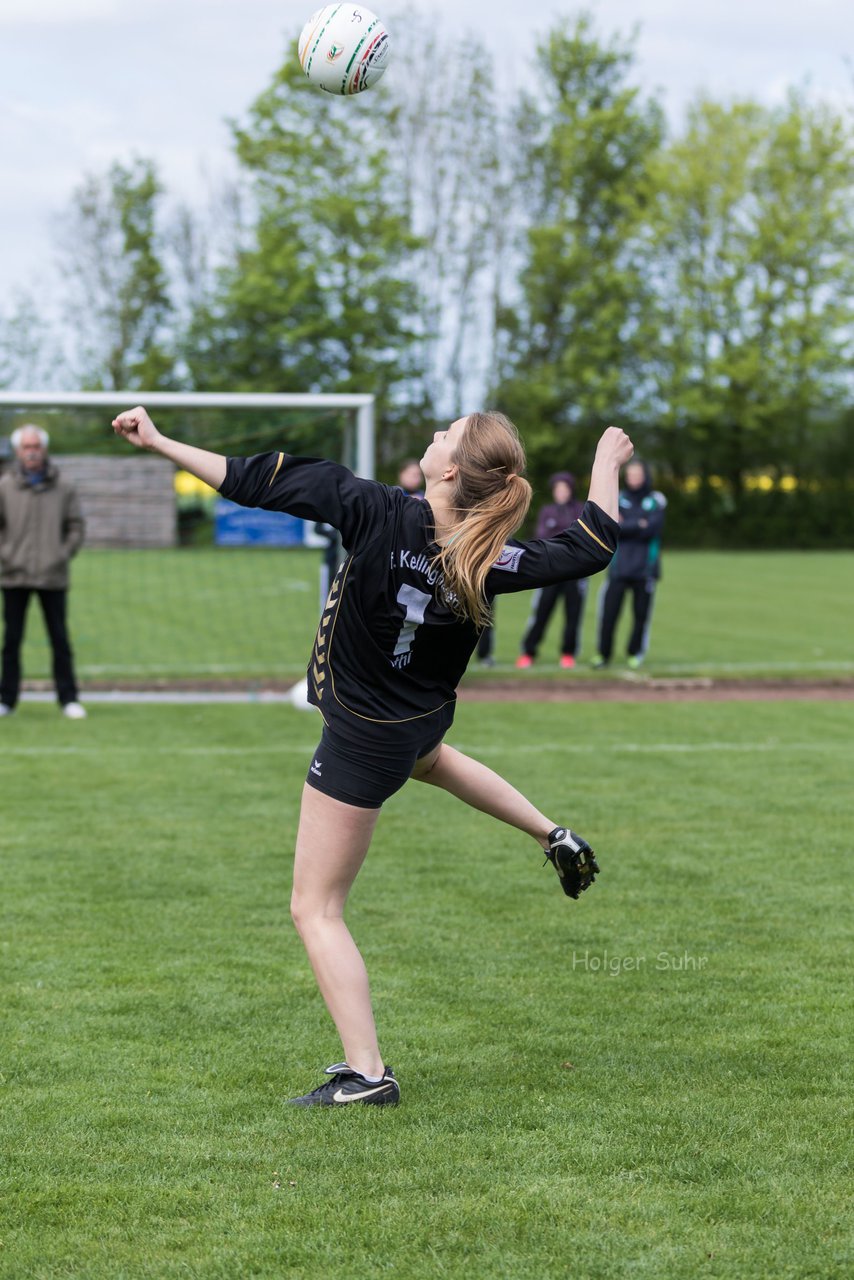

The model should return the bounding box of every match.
[660,488,853,549]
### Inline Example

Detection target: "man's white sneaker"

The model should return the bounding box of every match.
[0,703,14,716]
[62,702,87,720]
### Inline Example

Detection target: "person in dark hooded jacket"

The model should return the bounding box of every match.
[516,472,586,669]
[592,459,666,670]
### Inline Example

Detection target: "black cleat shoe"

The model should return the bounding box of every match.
[544,827,600,899]
[287,1063,400,1107]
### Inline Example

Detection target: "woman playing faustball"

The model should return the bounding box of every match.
[113,406,633,1106]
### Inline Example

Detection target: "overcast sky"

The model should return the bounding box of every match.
[1,0,852,306]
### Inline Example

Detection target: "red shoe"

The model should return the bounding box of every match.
[515,655,533,669]
[559,655,576,670]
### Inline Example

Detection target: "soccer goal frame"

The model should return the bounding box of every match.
[0,389,378,694]
[0,390,377,478]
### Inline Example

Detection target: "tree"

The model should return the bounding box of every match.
[752,91,854,481]
[55,158,173,389]
[652,93,854,491]
[0,291,66,390]
[379,14,513,417]
[494,13,665,482]
[183,54,427,463]
[166,175,251,397]
[649,99,767,486]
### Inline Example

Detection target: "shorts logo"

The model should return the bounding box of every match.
[311,758,323,777]
[492,545,524,574]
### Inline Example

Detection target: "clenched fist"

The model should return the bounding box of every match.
[112,406,161,451]
[594,425,634,471]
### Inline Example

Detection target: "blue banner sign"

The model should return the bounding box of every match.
[214,499,306,547]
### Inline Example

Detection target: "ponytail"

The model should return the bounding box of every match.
[433,411,533,628]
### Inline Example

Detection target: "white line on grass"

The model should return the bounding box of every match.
[477,660,854,674]
[73,670,307,680]
[41,659,854,678]
[647,663,854,675]
[447,740,854,756]
[2,745,318,755]
[17,690,299,703]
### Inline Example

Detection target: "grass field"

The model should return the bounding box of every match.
[14,548,854,686]
[1,698,851,1279]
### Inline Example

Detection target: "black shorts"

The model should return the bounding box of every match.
[305,705,455,809]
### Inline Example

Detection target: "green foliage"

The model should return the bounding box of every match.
[495,13,665,477]
[663,485,854,549]
[0,292,63,389]
[650,92,854,493]
[57,158,174,389]
[1,699,852,1277]
[182,56,427,461]
[13,11,854,546]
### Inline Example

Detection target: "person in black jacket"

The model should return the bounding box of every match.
[113,405,633,1107]
[592,459,666,670]
[516,471,586,670]
[396,458,425,499]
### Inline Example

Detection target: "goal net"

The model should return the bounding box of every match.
[0,391,375,693]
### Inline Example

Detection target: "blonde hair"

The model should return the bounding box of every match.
[433,411,533,628]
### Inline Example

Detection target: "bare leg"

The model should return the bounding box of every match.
[411,742,554,847]
[290,784,384,1078]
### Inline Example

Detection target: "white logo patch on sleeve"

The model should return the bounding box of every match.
[492,545,525,574]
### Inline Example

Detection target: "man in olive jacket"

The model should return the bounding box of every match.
[0,425,86,717]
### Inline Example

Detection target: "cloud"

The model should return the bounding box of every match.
[0,0,121,22]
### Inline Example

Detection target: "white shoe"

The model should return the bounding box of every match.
[62,701,87,720]
[0,703,14,716]
[287,678,318,713]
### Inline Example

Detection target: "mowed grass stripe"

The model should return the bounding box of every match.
[1,736,850,757]
[0,701,851,1280]
[13,548,854,683]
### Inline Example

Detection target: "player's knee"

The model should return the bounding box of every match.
[290,891,338,937]
[290,890,310,936]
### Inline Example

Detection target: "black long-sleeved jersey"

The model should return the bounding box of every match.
[221,453,619,727]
